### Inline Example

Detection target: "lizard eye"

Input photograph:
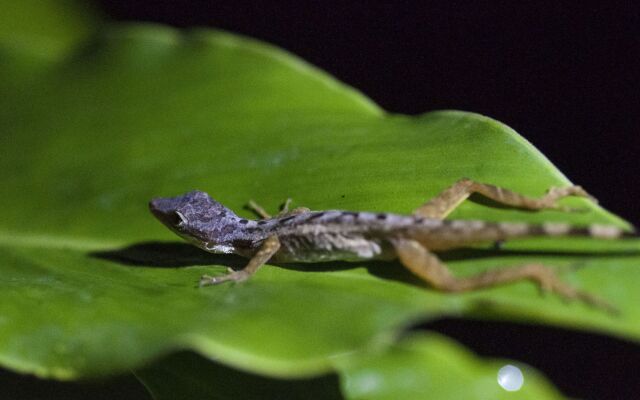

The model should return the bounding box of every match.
[173,211,188,227]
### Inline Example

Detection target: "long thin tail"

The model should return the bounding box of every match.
[418,220,636,249]
[525,222,635,240]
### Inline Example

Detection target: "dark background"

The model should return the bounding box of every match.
[10,2,637,399]
[97,1,639,399]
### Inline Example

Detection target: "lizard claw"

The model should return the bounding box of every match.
[571,185,598,204]
[544,185,598,213]
[199,274,218,287]
[562,260,588,273]
[199,270,249,287]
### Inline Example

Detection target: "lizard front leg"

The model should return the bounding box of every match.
[414,178,596,219]
[392,238,616,313]
[200,235,281,286]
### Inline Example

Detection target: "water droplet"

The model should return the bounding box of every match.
[497,364,523,391]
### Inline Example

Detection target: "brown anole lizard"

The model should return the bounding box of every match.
[150,178,632,312]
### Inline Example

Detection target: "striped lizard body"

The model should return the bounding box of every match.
[150,179,633,313]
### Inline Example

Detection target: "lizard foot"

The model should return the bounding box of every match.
[199,269,249,287]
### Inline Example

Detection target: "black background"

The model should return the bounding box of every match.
[11,2,639,399]
[98,1,639,399]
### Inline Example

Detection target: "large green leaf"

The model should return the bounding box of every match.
[0,0,100,60]
[336,333,563,399]
[136,333,563,400]
[0,0,101,104]
[1,22,638,389]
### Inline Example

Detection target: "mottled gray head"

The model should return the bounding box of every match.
[149,191,239,247]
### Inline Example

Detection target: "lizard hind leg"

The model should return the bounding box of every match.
[391,238,616,314]
[277,198,311,218]
[247,199,311,219]
[413,178,596,219]
[247,200,272,219]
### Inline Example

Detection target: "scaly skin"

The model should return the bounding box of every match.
[149,181,632,313]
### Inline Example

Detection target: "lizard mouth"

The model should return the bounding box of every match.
[149,198,183,228]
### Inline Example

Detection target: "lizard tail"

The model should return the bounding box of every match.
[412,220,635,251]
[503,222,635,240]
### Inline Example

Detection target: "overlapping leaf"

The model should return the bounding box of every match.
[137,334,563,400]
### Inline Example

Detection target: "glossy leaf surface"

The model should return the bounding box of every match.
[1,19,638,389]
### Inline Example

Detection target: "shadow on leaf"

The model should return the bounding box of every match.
[136,351,343,400]
[90,241,247,268]
[91,241,639,292]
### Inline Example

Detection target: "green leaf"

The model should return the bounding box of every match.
[336,333,564,399]
[0,22,638,385]
[0,0,102,97]
[135,333,564,400]
[0,0,101,60]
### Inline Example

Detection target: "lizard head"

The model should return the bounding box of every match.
[149,190,239,248]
